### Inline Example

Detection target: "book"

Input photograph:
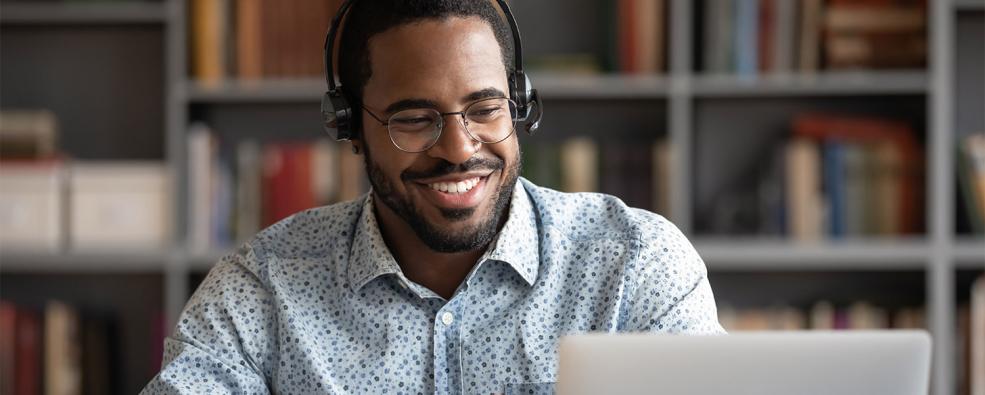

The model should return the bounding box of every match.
[235,0,263,79]
[0,301,15,395]
[191,0,227,84]
[262,143,315,227]
[972,275,985,395]
[652,140,670,216]
[798,0,823,72]
[871,140,903,235]
[733,0,760,77]
[15,308,41,395]
[704,0,735,73]
[958,134,985,234]
[235,140,262,242]
[44,301,81,395]
[770,0,797,73]
[559,137,599,193]
[188,123,216,252]
[785,138,823,242]
[822,1,927,69]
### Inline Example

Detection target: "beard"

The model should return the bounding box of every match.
[363,146,520,253]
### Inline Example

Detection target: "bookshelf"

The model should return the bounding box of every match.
[0,0,982,394]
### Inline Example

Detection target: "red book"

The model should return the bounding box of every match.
[618,0,638,73]
[262,143,316,227]
[1,301,15,395]
[793,113,924,235]
[758,0,774,72]
[15,310,41,395]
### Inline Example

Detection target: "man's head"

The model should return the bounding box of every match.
[337,0,522,253]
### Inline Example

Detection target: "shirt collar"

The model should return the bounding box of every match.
[477,179,539,286]
[346,179,540,291]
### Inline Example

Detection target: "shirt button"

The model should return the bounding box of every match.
[441,312,454,326]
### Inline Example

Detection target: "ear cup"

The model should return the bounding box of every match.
[510,71,540,134]
[321,90,353,141]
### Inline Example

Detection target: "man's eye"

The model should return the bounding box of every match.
[471,107,501,117]
[392,117,432,125]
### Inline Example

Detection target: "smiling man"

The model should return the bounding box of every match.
[142,1,724,394]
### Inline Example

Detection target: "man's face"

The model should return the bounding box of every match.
[359,17,520,253]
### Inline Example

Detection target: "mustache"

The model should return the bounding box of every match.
[401,157,505,181]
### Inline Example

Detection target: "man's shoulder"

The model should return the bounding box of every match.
[520,178,674,242]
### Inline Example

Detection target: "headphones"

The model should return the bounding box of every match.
[321,0,543,142]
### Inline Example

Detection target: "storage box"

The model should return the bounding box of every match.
[69,162,172,250]
[0,161,65,251]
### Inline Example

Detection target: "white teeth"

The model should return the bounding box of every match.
[428,177,481,194]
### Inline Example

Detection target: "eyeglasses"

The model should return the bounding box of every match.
[362,97,518,153]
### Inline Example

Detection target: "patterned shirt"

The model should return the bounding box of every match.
[141,178,725,395]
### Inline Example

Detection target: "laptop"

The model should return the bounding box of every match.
[556,331,931,395]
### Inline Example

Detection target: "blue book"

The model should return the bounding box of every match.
[733,0,759,76]
[823,142,846,238]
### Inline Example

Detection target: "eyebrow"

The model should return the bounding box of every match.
[382,87,508,114]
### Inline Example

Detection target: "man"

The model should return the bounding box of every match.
[143,1,724,393]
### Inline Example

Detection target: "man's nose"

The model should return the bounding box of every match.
[425,115,480,165]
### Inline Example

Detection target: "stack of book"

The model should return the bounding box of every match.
[0,300,163,395]
[718,300,926,331]
[702,113,923,240]
[187,123,366,251]
[0,111,172,252]
[190,0,340,84]
[702,0,926,76]
[521,137,670,215]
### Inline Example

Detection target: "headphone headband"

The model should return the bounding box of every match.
[321,0,542,141]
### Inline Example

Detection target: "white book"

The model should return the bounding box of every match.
[785,138,822,242]
[188,123,214,252]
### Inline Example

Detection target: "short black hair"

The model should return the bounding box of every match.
[336,0,515,136]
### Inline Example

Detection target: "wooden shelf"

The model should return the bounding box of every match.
[0,2,168,25]
[695,238,930,270]
[692,71,928,97]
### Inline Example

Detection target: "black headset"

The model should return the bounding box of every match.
[320,0,542,142]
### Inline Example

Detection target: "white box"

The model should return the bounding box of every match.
[69,162,172,250]
[0,162,65,251]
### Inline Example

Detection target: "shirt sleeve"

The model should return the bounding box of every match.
[140,244,276,394]
[623,216,727,335]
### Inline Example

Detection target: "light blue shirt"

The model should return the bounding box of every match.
[142,178,725,395]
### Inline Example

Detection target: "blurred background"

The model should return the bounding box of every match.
[0,0,982,394]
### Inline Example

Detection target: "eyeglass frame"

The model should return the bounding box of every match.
[360,96,519,153]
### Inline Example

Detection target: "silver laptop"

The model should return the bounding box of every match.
[556,331,931,395]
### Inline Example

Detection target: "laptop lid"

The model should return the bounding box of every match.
[556,331,931,395]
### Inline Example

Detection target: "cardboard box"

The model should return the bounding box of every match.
[0,161,65,251]
[69,162,172,250]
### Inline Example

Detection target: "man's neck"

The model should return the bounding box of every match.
[372,198,494,300]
